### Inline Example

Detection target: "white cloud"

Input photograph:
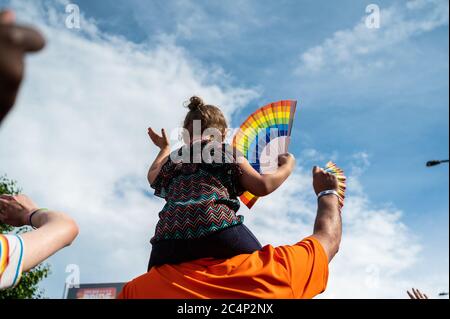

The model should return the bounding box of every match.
[129,0,262,43]
[0,0,257,292]
[243,158,430,299]
[296,0,449,76]
[0,0,447,299]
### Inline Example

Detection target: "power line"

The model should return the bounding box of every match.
[426,159,449,167]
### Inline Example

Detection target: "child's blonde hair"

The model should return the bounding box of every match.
[183,96,228,142]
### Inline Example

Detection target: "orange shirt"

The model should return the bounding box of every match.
[118,237,328,299]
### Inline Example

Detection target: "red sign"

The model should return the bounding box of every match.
[66,282,125,299]
[75,287,117,299]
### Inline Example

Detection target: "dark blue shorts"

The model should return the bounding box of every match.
[148,224,262,270]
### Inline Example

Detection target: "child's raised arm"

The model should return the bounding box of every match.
[237,153,295,197]
[147,127,170,185]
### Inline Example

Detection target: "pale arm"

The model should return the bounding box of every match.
[20,210,79,271]
[0,194,79,272]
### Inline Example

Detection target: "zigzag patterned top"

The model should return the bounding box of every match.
[150,140,245,243]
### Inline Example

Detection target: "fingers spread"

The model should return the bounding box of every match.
[413,288,422,299]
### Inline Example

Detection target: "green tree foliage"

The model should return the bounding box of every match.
[0,175,50,299]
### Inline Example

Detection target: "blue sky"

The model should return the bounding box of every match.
[0,0,448,298]
[72,0,449,206]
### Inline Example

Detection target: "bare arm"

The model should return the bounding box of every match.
[20,210,78,271]
[309,166,342,262]
[311,196,341,262]
[146,127,170,185]
[147,147,170,185]
[238,153,295,197]
[0,194,79,272]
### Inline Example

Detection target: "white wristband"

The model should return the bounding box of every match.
[317,190,339,200]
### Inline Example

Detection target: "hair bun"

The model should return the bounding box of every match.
[186,96,204,111]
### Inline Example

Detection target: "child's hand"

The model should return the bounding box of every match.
[278,153,295,168]
[148,127,170,150]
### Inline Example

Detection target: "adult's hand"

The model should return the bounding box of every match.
[407,288,429,299]
[0,194,39,227]
[312,166,339,195]
[0,9,46,123]
[0,193,79,272]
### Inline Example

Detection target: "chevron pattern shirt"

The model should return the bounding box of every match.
[150,140,245,243]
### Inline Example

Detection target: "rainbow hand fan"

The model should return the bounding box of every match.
[323,161,346,210]
[233,100,297,209]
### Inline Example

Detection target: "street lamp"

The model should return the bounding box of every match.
[426,159,449,167]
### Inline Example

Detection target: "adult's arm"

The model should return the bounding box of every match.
[309,166,342,262]
[0,9,45,124]
[0,194,79,272]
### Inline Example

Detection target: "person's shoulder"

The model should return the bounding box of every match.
[276,237,329,298]
[261,237,328,271]
[294,237,328,258]
[117,271,152,299]
[274,237,327,258]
